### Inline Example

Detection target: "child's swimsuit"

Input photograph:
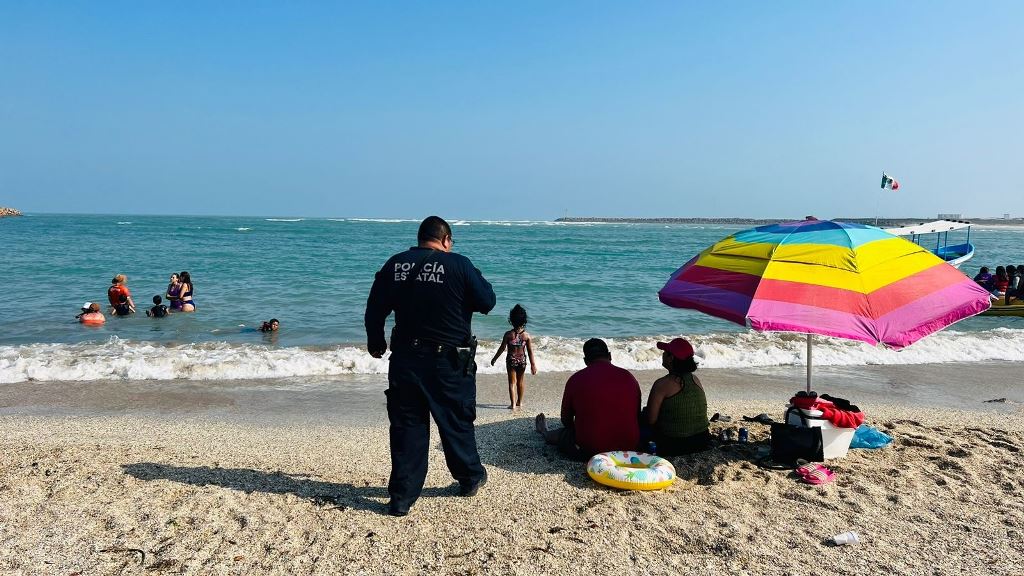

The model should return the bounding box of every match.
[506,330,528,370]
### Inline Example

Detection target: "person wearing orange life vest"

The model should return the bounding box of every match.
[107,274,136,315]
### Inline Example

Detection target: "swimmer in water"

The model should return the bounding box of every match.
[76,302,106,325]
[259,319,280,332]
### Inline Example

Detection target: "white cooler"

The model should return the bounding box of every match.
[785,406,856,459]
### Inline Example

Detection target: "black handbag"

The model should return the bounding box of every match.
[769,407,824,467]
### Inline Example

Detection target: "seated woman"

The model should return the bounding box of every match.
[994,266,1010,296]
[643,337,711,456]
[974,267,994,290]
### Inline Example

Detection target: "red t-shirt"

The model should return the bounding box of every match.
[560,361,641,455]
[107,284,130,306]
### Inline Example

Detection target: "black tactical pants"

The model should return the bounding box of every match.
[386,346,486,510]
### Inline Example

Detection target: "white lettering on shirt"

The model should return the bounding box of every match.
[393,261,446,283]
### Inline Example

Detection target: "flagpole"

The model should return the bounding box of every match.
[875,171,882,226]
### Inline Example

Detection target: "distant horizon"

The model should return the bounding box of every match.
[5,209,1023,223]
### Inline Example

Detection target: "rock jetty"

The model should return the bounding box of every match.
[0,207,22,217]
[553,216,971,227]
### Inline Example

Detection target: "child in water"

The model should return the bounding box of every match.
[147,295,169,317]
[491,304,537,410]
[259,319,280,332]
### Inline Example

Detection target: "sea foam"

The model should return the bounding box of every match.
[2,329,1022,384]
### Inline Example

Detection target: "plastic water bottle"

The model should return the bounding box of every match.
[647,441,657,454]
[738,428,749,443]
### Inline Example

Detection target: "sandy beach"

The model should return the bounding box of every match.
[2,364,1022,575]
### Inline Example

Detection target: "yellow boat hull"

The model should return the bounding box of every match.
[981,299,1024,317]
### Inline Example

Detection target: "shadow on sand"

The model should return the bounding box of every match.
[474,417,771,489]
[122,419,772,510]
[122,463,455,515]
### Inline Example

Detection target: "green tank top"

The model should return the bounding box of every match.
[655,373,709,438]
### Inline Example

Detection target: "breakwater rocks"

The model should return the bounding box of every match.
[554,216,1005,227]
[557,216,906,226]
[0,207,23,218]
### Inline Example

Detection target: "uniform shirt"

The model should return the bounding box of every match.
[365,247,496,351]
[560,361,641,455]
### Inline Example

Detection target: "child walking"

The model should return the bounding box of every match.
[491,304,537,410]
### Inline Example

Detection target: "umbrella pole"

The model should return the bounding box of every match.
[806,333,812,393]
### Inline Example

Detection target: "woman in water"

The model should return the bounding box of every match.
[165,273,183,311]
[490,304,537,410]
[107,274,136,316]
[642,337,711,456]
[76,302,106,325]
[179,271,196,312]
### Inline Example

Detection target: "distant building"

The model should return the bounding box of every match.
[937,213,962,220]
[1004,213,1011,219]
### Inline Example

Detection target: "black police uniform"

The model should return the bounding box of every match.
[364,246,496,513]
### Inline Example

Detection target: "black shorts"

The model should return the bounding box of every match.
[653,429,712,456]
[555,427,590,462]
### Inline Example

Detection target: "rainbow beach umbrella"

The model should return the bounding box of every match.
[658,219,991,391]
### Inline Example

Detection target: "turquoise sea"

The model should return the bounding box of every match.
[1,214,1022,383]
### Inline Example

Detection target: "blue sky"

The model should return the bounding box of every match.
[1,2,1021,219]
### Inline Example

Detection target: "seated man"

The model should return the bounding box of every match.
[535,338,641,460]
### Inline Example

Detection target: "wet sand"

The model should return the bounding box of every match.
[1,363,1022,575]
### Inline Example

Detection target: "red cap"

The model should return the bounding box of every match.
[657,338,695,360]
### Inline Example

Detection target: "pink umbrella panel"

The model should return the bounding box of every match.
[658,219,992,350]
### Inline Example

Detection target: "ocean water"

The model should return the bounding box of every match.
[1,214,1022,383]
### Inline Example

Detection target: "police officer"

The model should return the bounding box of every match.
[364,216,496,516]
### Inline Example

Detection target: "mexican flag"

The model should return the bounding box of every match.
[880,173,900,191]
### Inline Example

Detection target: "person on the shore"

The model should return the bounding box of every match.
[147,295,169,317]
[107,274,136,315]
[490,304,537,410]
[364,215,496,517]
[535,338,641,460]
[76,302,105,325]
[641,338,711,456]
[166,273,184,311]
[259,319,280,332]
[179,271,196,312]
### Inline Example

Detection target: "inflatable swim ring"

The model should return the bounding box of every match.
[79,313,105,326]
[586,450,676,491]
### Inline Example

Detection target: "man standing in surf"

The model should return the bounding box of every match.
[364,216,496,517]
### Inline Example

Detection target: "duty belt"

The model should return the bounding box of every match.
[408,338,453,354]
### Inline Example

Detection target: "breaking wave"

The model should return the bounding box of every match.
[2,329,1023,384]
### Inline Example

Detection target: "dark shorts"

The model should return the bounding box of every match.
[113,304,131,316]
[653,429,712,456]
[554,426,590,462]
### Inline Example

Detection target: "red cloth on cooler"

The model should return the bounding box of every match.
[818,405,864,429]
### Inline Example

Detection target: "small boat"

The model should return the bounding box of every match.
[981,297,1024,317]
[884,220,975,269]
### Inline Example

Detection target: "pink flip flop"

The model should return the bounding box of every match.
[795,463,835,485]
